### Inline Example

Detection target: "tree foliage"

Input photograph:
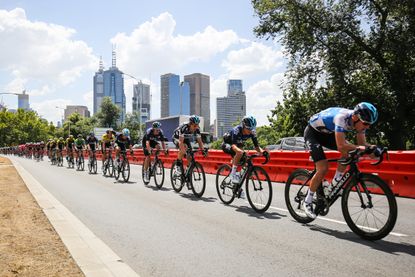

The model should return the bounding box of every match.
[121,112,144,144]
[253,0,415,149]
[95,97,121,129]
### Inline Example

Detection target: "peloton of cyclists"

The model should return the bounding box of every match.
[101,130,115,170]
[221,115,268,197]
[303,102,382,219]
[142,121,168,182]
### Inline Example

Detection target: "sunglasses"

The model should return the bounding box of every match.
[359,119,371,126]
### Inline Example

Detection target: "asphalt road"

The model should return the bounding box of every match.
[10,156,415,277]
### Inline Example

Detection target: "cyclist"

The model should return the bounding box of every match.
[101,130,115,170]
[86,132,99,159]
[172,115,208,175]
[222,115,268,196]
[114,128,133,163]
[74,134,86,161]
[142,121,168,182]
[56,137,66,161]
[303,102,381,219]
[49,138,57,162]
[66,135,75,163]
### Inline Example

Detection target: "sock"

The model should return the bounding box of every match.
[231,165,237,175]
[305,190,315,204]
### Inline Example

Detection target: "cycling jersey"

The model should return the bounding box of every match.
[101,133,114,143]
[57,139,66,149]
[114,133,131,150]
[86,135,99,145]
[223,125,259,148]
[74,138,85,148]
[173,123,201,140]
[143,128,165,143]
[66,138,75,148]
[309,107,358,134]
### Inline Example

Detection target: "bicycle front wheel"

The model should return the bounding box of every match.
[170,160,183,192]
[92,158,97,174]
[342,173,398,241]
[154,160,165,189]
[122,160,130,182]
[114,160,120,180]
[80,156,84,171]
[215,164,236,205]
[142,164,150,185]
[190,162,206,198]
[245,166,272,213]
[284,169,315,223]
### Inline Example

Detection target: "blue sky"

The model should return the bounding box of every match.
[0,0,286,126]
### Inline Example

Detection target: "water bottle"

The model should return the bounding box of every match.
[322,180,332,197]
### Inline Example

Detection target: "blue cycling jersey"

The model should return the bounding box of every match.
[223,125,259,148]
[309,107,358,134]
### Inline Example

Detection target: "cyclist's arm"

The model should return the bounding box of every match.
[335,132,360,155]
[196,136,204,150]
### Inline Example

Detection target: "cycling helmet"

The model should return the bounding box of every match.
[69,135,74,138]
[189,115,200,125]
[122,128,130,136]
[89,132,94,136]
[59,137,63,140]
[77,134,82,138]
[354,102,378,124]
[242,115,257,130]
[152,121,161,128]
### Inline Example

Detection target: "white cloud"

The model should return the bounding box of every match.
[245,73,285,126]
[0,8,98,93]
[110,12,240,80]
[31,98,73,124]
[222,42,284,78]
[83,91,93,113]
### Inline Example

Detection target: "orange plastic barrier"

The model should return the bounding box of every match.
[78,149,415,198]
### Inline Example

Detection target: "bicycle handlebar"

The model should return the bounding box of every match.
[246,151,270,165]
[339,147,388,166]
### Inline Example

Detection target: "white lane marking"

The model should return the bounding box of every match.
[249,201,408,237]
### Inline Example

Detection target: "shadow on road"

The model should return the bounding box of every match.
[144,184,172,192]
[307,224,415,256]
[224,203,286,220]
[179,193,217,203]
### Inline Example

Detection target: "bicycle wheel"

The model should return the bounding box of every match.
[80,156,84,171]
[215,164,236,205]
[189,162,206,198]
[92,158,97,174]
[154,160,165,189]
[284,169,315,223]
[245,166,272,213]
[88,158,92,172]
[122,160,130,182]
[114,160,120,180]
[341,173,398,241]
[170,160,184,192]
[142,163,150,185]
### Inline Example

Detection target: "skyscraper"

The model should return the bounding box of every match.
[216,79,246,137]
[93,52,126,123]
[17,90,30,110]
[64,105,90,120]
[160,73,190,117]
[133,82,151,123]
[184,73,210,132]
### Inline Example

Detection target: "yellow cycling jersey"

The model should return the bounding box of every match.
[101,133,114,143]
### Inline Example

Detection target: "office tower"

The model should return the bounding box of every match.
[160,73,190,117]
[17,90,30,110]
[93,52,126,123]
[133,82,151,124]
[184,73,210,132]
[216,79,246,137]
[64,105,90,120]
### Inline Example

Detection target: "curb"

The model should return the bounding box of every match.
[10,158,140,277]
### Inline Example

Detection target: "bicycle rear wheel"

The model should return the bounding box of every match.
[342,173,398,240]
[154,160,165,189]
[215,164,236,205]
[190,162,206,198]
[92,158,97,174]
[170,160,184,192]
[114,160,120,180]
[245,166,272,213]
[142,164,150,185]
[284,169,315,223]
[80,156,84,171]
[122,160,130,182]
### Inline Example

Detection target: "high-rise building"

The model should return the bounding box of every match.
[17,90,30,110]
[93,52,126,123]
[64,105,90,120]
[216,79,246,137]
[133,82,151,124]
[160,73,190,117]
[184,73,210,132]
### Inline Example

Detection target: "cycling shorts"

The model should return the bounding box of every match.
[143,140,159,156]
[304,124,337,162]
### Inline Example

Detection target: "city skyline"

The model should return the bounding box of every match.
[0,1,287,126]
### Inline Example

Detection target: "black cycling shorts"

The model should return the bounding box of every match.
[88,144,96,151]
[173,138,191,149]
[143,140,159,156]
[304,124,337,162]
[221,143,236,157]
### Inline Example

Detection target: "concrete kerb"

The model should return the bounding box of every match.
[10,158,140,277]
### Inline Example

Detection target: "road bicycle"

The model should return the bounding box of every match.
[75,149,85,171]
[216,152,272,213]
[102,148,114,177]
[114,150,131,182]
[67,149,75,168]
[142,149,166,188]
[50,149,57,165]
[87,149,98,174]
[170,149,207,198]
[285,148,397,240]
[57,149,64,167]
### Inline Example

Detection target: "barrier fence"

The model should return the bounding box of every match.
[64,149,415,198]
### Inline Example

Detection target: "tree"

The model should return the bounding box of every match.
[121,112,143,144]
[253,0,415,149]
[95,97,121,129]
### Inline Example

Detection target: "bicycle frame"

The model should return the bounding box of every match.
[232,153,269,195]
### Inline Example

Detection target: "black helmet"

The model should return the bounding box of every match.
[189,115,200,125]
[152,121,161,128]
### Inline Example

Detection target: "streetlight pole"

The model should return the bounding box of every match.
[179,81,184,114]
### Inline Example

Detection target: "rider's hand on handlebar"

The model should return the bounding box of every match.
[164,149,169,156]
[202,148,208,157]
[130,149,134,155]
[262,150,269,158]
